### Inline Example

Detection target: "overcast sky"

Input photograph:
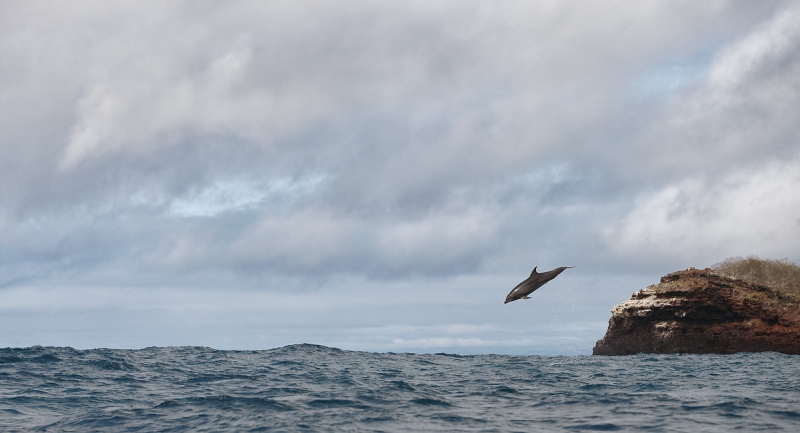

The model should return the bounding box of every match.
[2,1,799,354]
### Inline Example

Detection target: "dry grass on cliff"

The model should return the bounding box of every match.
[712,256,800,295]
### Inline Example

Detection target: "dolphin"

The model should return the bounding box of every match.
[504,266,574,304]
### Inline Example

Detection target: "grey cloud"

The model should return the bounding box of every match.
[1,1,798,286]
[4,1,800,353]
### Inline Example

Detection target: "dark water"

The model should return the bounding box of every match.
[2,345,800,432]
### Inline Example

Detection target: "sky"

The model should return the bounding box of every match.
[1,1,799,355]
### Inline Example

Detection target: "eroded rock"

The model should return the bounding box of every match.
[593,268,800,355]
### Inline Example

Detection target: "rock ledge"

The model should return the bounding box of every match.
[593,268,800,355]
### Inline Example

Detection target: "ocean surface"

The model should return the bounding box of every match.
[2,345,799,432]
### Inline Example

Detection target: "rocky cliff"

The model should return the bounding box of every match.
[593,268,800,355]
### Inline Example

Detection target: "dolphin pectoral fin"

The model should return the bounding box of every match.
[521,296,531,300]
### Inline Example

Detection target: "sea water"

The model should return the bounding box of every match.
[1,344,799,432]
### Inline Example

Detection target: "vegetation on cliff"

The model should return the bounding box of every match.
[712,256,800,295]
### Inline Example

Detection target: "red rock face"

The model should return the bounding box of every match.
[593,268,800,355]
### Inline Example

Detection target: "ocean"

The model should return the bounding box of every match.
[1,345,799,432]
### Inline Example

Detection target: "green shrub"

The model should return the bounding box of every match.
[712,256,800,294]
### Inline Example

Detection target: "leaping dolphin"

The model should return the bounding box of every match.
[504,266,574,304]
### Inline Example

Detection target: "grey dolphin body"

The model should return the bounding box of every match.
[504,266,574,304]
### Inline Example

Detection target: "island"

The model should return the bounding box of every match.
[593,258,800,355]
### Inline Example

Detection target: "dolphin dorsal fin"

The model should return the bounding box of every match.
[530,266,538,277]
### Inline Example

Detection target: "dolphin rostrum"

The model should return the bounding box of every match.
[504,266,574,304]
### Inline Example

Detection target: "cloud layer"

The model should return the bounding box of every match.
[1,1,798,352]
